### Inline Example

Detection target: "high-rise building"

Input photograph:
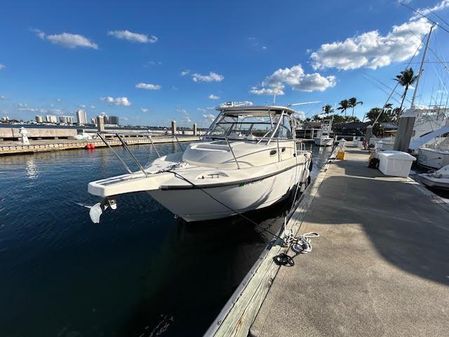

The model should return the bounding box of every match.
[35,115,44,123]
[59,116,74,124]
[45,115,58,123]
[76,109,87,125]
[108,116,119,125]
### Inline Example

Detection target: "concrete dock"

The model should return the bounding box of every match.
[250,147,449,337]
[0,135,199,155]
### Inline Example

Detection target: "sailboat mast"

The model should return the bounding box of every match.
[410,25,434,108]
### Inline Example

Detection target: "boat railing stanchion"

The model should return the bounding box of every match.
[96,132,133,174]
[173,133,185,151]
[115,133,148,177]
[224,136,240,169]
[147,132,161,158]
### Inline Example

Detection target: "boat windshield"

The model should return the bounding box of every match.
[205,112,293,141]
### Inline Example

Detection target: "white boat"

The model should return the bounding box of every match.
[419,164,449,190]
[88,105,312,222]
[417,146,449,169]
[314,118,334,147]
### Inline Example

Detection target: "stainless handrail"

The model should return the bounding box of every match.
[96,133,132,174]
[267,111,284,146]
[173,134,185,151]
[116,133,148,177]
[147,134,161,158]
[224,136,240,169]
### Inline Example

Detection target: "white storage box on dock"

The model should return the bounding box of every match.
[378,150,416,177]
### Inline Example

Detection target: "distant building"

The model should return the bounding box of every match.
[91,117,96,124]
[108,115,119,125]
[45,115,58,123]
[76,109,87,125]
[59,116,74,124]
[35,115,44,123]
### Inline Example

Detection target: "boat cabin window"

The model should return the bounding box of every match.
[206,111,294,141]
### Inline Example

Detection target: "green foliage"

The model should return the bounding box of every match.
[395,67,418,116]
[321,104,334,114]
[309,114,360,123]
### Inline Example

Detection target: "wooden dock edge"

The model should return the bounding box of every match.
[204,149,337,337]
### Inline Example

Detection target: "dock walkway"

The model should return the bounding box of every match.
[250,147,449,337]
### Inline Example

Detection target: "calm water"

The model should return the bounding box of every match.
[0,143,331,337]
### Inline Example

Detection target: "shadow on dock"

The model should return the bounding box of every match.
[308,157,449,286]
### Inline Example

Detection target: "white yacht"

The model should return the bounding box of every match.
[88,105,312,222]
[314,118,334,147]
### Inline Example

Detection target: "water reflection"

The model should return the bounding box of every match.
[25,158,38,180]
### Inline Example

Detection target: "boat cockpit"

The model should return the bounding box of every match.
[204,106,296,144]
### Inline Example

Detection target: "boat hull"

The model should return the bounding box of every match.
[417,147,449,169]
[148,163,306,222]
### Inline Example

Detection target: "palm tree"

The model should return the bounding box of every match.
[322,104,334,115]
[348,97,363,117]
[337,99,350,116]
[395,67,418,120]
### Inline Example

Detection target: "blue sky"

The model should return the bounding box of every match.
[1,0,449,126]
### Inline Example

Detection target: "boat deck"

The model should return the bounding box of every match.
[250,147,449,337]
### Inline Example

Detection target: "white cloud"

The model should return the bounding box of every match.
[310,18,432,70]
[34,29,98,49]
[180,69,190,76]
[0,64,5,70]
[0,95,5,100]
[410,0,449,20]
[101,96,131,106]
[145,60,162,67]
[251,64,336,96]
[192,72,224,82]
[136,82,161,90]
[177,108,192,123]
[208,94,220,100]
[202,113,216,123]
[17,106,64,114]
[250,85,285,96]
[108,30,158,43]
[293,111,306,120]
[141,108,150,113]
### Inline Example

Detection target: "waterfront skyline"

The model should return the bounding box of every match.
[1,0,449,126]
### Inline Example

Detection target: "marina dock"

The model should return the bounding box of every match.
[0,135,199,155]
[207,146,449,337]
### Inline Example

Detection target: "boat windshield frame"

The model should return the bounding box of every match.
[204,109,295,143]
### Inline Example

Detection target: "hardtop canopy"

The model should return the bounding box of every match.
[217,105,297,116]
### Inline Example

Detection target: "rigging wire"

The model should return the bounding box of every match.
[361,73,406,105]
[400,2,449,35]
[371,31,427,125]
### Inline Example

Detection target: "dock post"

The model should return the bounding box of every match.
[97,116,105,132]
[393,110,416,152]
[193,123,197,136]
[171,120,177,135]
